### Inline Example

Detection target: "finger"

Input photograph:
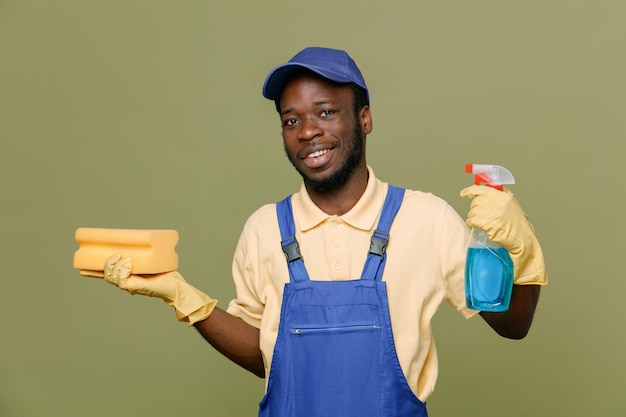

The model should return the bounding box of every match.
[104,252,123,267]
[117,263,133,289]
[112,257,133,279]
[103,257,130,287]
[104,252,123,277]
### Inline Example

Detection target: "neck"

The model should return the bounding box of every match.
[305,163,369,216]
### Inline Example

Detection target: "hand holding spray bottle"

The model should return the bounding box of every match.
[464,164,515,312]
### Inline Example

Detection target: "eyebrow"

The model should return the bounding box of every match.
[280,100,337,117]
[280,107,294,117]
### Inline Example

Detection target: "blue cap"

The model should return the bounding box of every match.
[262,47,369,103]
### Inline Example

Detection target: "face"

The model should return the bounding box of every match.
[279,73,372,193]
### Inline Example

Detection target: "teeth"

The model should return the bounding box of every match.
[307,149,329,158]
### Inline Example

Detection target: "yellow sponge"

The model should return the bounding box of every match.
[73,228,179,275]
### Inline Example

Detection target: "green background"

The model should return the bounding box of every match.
[1,1,624,416]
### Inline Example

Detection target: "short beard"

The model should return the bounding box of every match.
[286,122,365,194]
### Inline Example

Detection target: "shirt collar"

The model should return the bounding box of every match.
[292,166,387,232]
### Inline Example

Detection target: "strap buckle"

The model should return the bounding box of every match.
[281,237,302,262]
[369,230,389,256]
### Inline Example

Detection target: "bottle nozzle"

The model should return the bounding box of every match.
[465,164,515,190]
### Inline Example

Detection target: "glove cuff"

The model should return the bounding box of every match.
[513,261,548,285]
[183,299,218,327]
[511,233,548,286]
[168,280,218,326]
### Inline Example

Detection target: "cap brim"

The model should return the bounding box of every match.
[262,63,354,101]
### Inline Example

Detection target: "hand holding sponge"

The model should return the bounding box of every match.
[74,228,217,326]
[103,253,217,326]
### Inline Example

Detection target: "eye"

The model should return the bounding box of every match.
[283,118,298,127]
[320,109,335,118]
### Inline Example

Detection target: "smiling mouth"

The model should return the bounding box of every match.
[305,149,330,159]
[300,147,334,169]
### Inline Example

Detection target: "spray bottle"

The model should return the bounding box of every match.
[464,164,515,312]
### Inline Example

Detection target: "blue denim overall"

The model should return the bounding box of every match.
[258,186,427,417]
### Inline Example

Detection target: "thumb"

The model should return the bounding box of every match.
[460,184,491,199]
[460,185,514,199]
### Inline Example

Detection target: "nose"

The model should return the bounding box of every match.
[299,116,323,141]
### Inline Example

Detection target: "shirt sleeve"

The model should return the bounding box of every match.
[225,208,269,329]
[439,204,479,319]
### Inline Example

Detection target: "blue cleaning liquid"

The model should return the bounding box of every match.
[465,246,514,312]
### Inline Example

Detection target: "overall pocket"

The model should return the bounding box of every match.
[290,321,382,417]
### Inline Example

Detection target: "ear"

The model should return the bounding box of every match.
[359,106,373,135]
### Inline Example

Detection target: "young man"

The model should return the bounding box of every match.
[102,47,547,416]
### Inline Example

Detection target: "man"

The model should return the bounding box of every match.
[101,47,547,416]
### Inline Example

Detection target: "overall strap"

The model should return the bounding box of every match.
[361,185,406,281]
[276,196,310,283]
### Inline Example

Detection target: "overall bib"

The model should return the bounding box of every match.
[258,186,428,417]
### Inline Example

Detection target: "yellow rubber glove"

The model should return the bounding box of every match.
[460,185,547,286]
[103,253,218,326]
